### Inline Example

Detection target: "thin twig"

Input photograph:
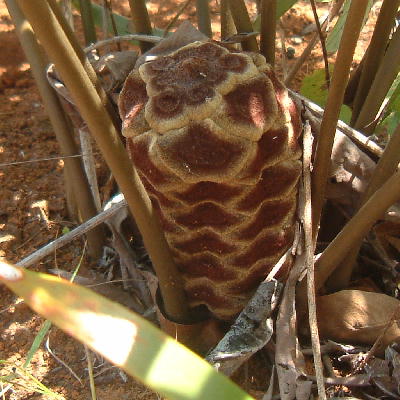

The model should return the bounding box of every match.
[285,0,345,87]
[85,345,97,400]
[163,0,193,37]
[309,0,330,87]
[18,198,127,267]
[290,90,383,157]
[303,121,326,400]
[0,154,86,168]
[362,304,400,366]
[84,33,162,53]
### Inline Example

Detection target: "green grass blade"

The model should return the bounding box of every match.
[0,262,255,400]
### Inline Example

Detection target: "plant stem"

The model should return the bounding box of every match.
[47,0,121,130]
[221,0,236,40]
[259,0,276,66]
[78,0,97,45]
[196,0,212,38]
[227,0,259,52]
[298,167,400,314]
[310,0,330,87]
[285,0,345,87]
[328,123,400,291]
[6,0,105,259]
[127,0,153,53]
[311,0,369,241]
[354,26,400,134]
[17,0,190,322]
[350,0,400,126]
[315,168,400,292]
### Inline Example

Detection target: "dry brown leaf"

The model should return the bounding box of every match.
[317,290,400,349]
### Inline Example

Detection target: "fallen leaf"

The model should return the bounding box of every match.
[317,290,400,349]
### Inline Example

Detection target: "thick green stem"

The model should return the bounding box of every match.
[227,0,259,52]
[354,26,400,134]
[351,0,400,126]
[6,0,104,259]
[328,123,400,291]
[78,0,97,45]
[17,0,190,322]
[311,0,369,241]
[127,0,153,53]
[260,0,276,66]
[196,0,212,38]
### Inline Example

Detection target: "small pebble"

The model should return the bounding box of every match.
[291,36,303,45]
[286,47,296,59]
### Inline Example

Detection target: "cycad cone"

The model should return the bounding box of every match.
[119,41,302,320]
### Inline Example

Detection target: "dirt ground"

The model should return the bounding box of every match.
[0,1,379,399]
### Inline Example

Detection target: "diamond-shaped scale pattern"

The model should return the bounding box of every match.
[119,41,302,319]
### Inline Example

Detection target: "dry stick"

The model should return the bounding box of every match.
[278,22,287,80]
[351,0,400,126]
[47,0,120,131]
[311,0,369,242]
[328,123,400,291]
[221,0,236,41]
[164,0,193,37]
[260,0,276,66]
[85,34,162,53]
[310,0,330,87]
[127,0,153,53]
[284,0,345,87]
[355,26,400,134]
[298,168,400,314]
[291,90,383,158]
[227,0,259,52]
[303,122,326,400]
[6,0,105,259]
[18,0,190,322]
[196,0,212,38]
[18,200,127,268]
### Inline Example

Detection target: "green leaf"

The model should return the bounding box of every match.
[326,0,373,53]
[300,67,352,123]
[0,262,255,400]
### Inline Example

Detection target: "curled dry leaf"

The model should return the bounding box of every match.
[317,290,400,350]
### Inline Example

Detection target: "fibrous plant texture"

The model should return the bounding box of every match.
[119,41,302,320]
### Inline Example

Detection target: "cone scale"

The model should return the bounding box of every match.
[119,41,302,320]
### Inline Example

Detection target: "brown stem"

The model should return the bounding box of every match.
[18,0,190,322]
[6,0,105,259]
[127,0,153,53]
[196,0,212,38]
[350,0,400,126]
[260,0,276,66]
[328,122,400,291]
[311,0,370,242]
[227,0,259,52]
[47,0,121,131]
[354,26,400,134]
[310,0,330,87]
